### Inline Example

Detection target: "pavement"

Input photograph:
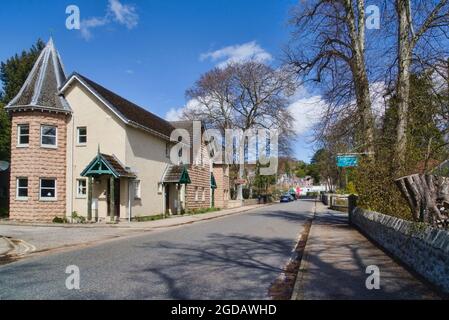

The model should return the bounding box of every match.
[292,202,440,300]
[0,201,312,299]
[0,204,268,256]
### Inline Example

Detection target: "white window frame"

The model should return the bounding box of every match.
[16,177,29,200]
[17,124,30,147]
[195,187,199,202]
[39,178,57,201]
[77,127,87,145]
[41,125,58,148]
[158,182,164,194]
[134,180,141,199]
[165,143,170,158]
[76,179,87,198]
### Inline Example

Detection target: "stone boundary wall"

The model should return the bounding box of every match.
[227,200,243,209]
[243,199,258,206]
[351,207,449,294]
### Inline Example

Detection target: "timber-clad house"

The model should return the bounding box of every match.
[4,39,229,222]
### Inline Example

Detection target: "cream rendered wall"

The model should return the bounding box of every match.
[125,126,169,217]
[64,83,128,219]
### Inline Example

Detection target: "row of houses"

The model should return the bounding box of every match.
[4,39,230,222]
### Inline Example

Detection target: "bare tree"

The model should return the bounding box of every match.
[287,0,376,155]
[185,67,235,131]
[184,61,296,199]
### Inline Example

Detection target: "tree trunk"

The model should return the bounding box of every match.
[237,165,244,200]
[352,63,375,155]
[395,174,449,227]
[347,0,375,155]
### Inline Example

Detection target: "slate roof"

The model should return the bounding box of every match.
[162,165,192,184]
[162,165,185,183]
[61,73,175,139]
[100,154,136,178]
[81,153,136,178]
[6,38,71,113]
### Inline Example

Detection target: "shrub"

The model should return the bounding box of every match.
[135,214,165,222]
[187,207,220,215]
[306,192,319,197]
[0,207,8,218]
[71,211,87,224]
[53,216,68,224]
[354,158,413,220]
[242,188,251,200]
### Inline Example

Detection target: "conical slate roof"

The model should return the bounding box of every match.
[6,38,71,113]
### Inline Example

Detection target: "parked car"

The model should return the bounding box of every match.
[280,193,294,203]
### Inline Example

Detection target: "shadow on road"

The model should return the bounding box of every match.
[128,233,298,299]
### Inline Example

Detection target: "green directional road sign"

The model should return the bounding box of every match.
[337,155,358,168]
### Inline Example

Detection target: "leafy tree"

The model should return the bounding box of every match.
[0,101,9,160]
[0,39,45,160]
[355,72,449,220]
[254,162,276,195]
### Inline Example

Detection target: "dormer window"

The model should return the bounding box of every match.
[41,125,57,148]
[17,124,30,147]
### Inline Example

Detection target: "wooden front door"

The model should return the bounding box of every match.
[165,185,170,214]
[107,178,121,217]
[114,179,120,217]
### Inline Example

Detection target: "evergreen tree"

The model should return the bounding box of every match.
[0,39,45,160]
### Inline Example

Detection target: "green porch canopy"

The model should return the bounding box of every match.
[179,166,191,184]
[81,153,136,178]
[211,173,217,189]
[163,165,192,184]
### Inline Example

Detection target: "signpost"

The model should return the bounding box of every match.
[336,155,358,168]
[336,155,358,190]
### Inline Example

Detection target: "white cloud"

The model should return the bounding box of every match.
[287,82,389,138]
[80,17,108,40]
[108,0,139,29]
[200,41,272,68]
[288,91,327,136]
[165,107,184,121]
[80,0,138,40]
[165,99,204,121]
[125,69,134,74]
[370,81,387,118]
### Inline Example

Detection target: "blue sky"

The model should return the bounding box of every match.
[0,0,318,161]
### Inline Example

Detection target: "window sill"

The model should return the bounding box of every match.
[16,197,28,201]
[39,198,57,202]
[76,196,87,199]
[16,145,29,149]
[41,145,57,150]
[76,144,87,148]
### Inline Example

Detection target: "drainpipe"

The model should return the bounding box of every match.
[128,179,132,222]
[69,114,75,219]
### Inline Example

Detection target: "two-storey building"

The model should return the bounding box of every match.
[5,39,229,222]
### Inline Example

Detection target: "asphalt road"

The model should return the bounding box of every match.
[0,201,313,300]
